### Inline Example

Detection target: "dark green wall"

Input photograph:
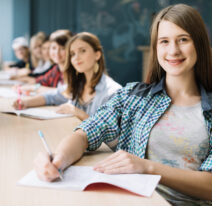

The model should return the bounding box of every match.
[2,0,212,85]
[30,0,76,34]
[29,0,212,85]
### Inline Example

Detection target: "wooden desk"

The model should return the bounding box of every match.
[0,103,170,205]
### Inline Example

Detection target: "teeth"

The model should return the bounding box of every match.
[169,60,180,62]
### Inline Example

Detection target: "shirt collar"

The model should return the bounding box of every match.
[200,85,212,111]
[150,77,212,111]
[150,77,166,95]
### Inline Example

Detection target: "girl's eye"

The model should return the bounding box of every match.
[81,49,86,53]
[160,40,168,44]
[70,52,75,57]
[179,38,188,43]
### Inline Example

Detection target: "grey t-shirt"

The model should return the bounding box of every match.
[147,103,212,206]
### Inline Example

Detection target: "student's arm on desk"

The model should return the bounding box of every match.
[13,95,46,110]
[94,150,212,201]
[56,103,89,121]
[34,129,88,182]
[17,84,56,95]
[10,68,31,79]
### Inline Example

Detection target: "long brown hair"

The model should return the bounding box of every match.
[146,4,212,91]
[63,32,106,100]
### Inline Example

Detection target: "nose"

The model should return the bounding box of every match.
[168,41,181,56]
[73,52,80,61]
[56,48,60,56]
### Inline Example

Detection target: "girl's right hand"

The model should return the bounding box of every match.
[34,152,64,182]
[12,99,28,110]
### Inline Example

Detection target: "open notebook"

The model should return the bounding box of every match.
[17,166,161,197]
[0,87,18,98]
[0,70,12,80]
[1,108,73,120]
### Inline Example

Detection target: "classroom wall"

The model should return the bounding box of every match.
[0,0,30,62]
[1,0,212,85]
[0,0,13,62]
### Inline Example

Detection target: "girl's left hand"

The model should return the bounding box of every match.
[56,103,76,115]
[93,150,152,175]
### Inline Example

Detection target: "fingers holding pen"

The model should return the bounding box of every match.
[34,152,61,182]
[13,99,27,110]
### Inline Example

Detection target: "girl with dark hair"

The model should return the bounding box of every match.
[34,4,212,205]
[13,32,122,121]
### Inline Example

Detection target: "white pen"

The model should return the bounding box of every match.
[38,130,63,180]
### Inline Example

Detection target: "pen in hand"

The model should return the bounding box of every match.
[38,130,63,180]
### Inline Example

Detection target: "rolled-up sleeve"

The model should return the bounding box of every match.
[75,84,136,151]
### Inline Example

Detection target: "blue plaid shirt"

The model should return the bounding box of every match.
[77,78,212,171]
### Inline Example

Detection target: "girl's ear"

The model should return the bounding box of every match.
[95,51,101,61]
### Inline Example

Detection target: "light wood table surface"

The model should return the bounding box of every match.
[0,98,171,206]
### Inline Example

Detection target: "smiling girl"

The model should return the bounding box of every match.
[34,4,212,206]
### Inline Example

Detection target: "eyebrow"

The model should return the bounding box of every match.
[71,46,87,51]
[158,34,191,40]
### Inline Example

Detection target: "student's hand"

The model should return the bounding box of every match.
[93,150,152,175]
[8,68,18,79]
[13,99,28,110]
[14,84,40,96]
[34,152,64,182]
[56,103,76,115]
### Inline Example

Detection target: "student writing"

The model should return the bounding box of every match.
[34,4,212,205]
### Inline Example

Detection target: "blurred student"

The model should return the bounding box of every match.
[30,32,45,70]
[4,37,32,72]
[16,30,72,90]
[13,32,122,120]
[10,32,47,79]
[31,36,52,75]
[34,30,72,87]
[34,4,212,205]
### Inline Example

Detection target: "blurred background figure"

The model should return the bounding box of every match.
[13,29,72,94]
[5,36,31,71]
[30,35,52,76]
[29,32,46,74]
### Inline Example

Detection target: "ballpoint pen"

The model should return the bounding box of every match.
[38,130,63,180]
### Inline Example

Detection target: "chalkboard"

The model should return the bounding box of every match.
[30,0,212,85]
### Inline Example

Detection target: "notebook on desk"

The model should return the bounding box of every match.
[0,79,23,85]
[17,166,161,197]
[0,107,73,120]
[0,70,23,85]
[0,87,18,98]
